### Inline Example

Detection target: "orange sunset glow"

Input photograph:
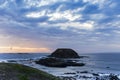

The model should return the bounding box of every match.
[0,47,50,53]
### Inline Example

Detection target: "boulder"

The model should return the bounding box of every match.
[49,48,80,58]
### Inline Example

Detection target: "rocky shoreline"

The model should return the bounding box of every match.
[58,71,120,80]
[5,49,120,80]
[6,58,120,80]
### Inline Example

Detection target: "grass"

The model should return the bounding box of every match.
[18,75,29,80]
[0,63,61,80]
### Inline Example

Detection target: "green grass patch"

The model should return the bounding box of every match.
[0,63,61,80]
[18,75,29,80]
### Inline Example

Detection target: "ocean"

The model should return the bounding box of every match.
[0,53,48,61]
[80,53,120,74]
[0,53,120,76]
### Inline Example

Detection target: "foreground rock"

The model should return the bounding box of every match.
[35,57,85,67]
[0,63,61,80]
[49,48,80,58]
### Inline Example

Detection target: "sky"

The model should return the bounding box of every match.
[0,0,120,53]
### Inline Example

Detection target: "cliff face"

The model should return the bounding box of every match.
[49,48,80,58]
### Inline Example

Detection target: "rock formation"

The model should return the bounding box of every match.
[35,48,85,67]
[35,57,85,67]
[49,48,80,58]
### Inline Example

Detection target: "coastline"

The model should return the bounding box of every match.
[0,63,61,80]
[4,57,120,80]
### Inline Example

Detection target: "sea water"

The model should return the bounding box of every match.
[0,53,48,61]
[0,53,120,75]
[83,53,120,70]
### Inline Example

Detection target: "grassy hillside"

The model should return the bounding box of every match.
[0,63,61,80]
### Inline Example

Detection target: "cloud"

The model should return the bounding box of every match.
[113,30,120,34]
[48,10,82,21]
[39,21,94,30]
[90,13,108,21]
[25,7,83,22]
[0,0,120,53]
[23,0,69,8]
[56,21,94,30]
[26,11,46,18]
[0,0,7,8]
[83,0,110,9]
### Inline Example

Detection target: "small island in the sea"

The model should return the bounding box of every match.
[36,48,85,67]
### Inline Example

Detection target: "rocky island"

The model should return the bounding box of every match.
[35,48,85,67]
[49,48,80,58]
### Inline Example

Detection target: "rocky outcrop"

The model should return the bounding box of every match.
[35,48,85,67]
[49,48,80,58]
[59,73,120,80]
[35,57,85,68]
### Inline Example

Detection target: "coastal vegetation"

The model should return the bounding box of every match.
[0,63,61,80]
